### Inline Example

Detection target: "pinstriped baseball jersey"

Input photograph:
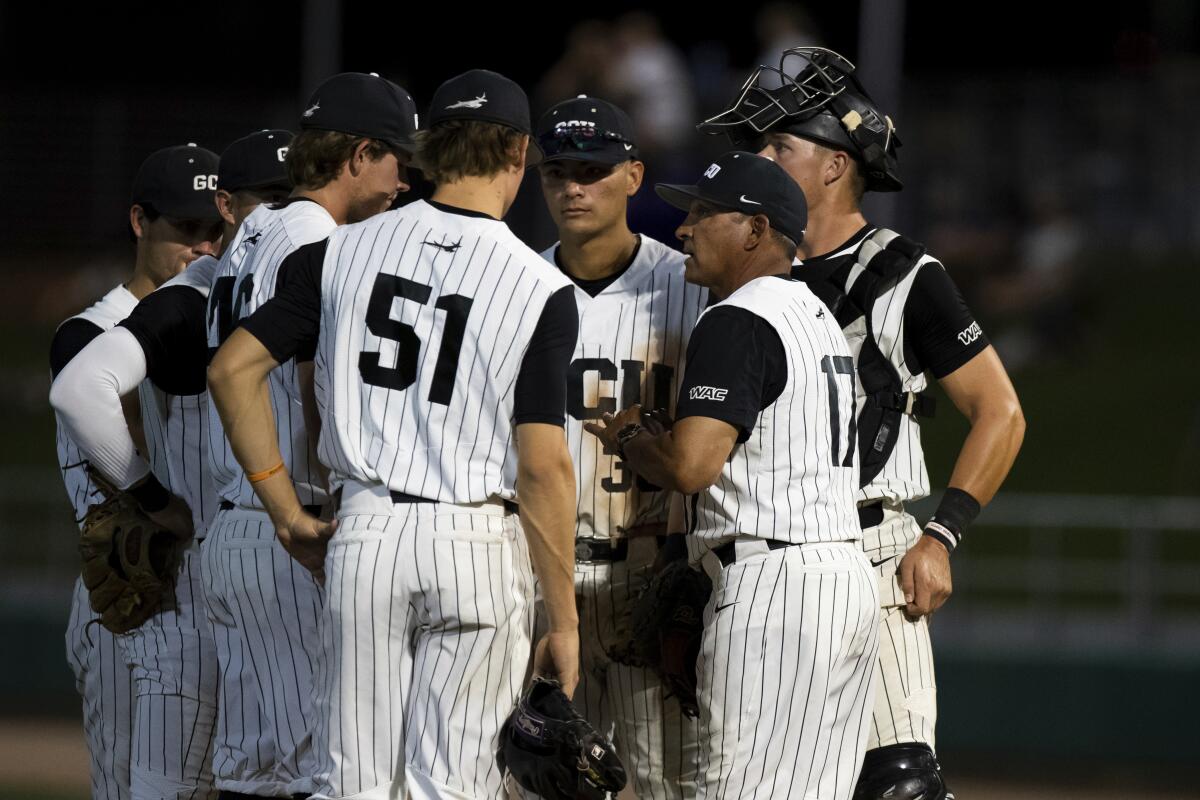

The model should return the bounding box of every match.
[55,285,137,525]
[685,276,860,549]
[540,235,707,540]
[137,257,219,537]
[205,203,272,497]
[797,231,942,508]
[313,199,573,501]
[213,199,335,509]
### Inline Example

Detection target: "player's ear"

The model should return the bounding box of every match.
[825,150,851,187]
[625,160,645,196]
[129,205,147,240]
[214,190,236,227]
[347,139,374,178]
[745,214,769,251]
[511,135,529,174]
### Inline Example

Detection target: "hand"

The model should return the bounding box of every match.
[583,403,645,454]
[532,628,580,698]
[145,494,194,542]
[275,507,337,584]
[898,535,953,619]
[642,407,674,435]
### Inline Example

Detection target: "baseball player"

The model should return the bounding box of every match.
[50,143,224,799]
[202,74,418,799]
[208,69,581,800]
[589,151,880,799]
[701,47,1026,797]
[533,94,706,798]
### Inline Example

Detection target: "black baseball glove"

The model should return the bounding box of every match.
[496,677,627,799]
[619,558,712,717]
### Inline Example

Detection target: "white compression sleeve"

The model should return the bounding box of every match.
[49,326,151,489]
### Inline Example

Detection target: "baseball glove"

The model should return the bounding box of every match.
[496,677,627,800]
[620,558,712,718]
[78,469,181,635]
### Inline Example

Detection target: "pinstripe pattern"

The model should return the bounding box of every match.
[695,543,879,800]
[537,236,705,799]
[311,485,535,799]
[116,543,219,799]
[201,507,322,796]
[207,200,335,509]
[122,274,220,797]
[567,544,702,800]
[540,236,707,540]
[685,277,861,554]
[799,234,953,756]
[313,200,572,501]
[56,283,138,800]
[796,233,943,519]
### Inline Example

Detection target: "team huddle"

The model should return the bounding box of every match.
[48,48,1025,800]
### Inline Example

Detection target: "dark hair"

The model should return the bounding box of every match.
[415,120,525,185]
[286,130,391,190]
[770,228,798,261]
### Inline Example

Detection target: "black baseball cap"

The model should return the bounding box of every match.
[655,151,807,245]
[130,143,221,221]
[428,69,542,166]
[300,72,419,153]
[535,95,639,165]
[218,129,294,193]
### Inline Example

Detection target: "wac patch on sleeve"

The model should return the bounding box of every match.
[689,386,728,401]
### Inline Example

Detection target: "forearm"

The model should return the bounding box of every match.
[623,432,687,493]
[517,453,578,632]
[209,331,303,523]
[946,401,1025,506]
[49,328,151,489]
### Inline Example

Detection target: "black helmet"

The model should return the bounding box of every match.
[698,47,903,192]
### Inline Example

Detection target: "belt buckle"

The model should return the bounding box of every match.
[575,541,595,562]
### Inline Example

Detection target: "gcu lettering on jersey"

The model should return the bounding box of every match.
[542,235,707,539]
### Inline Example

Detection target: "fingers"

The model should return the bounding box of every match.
[899,555,916,606]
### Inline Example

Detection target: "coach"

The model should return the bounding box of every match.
[587,151,880,799]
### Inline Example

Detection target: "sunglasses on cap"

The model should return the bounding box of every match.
[537,127,633,157]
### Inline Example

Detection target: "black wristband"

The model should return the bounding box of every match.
[923,487,981,554]
[127,473,170,513]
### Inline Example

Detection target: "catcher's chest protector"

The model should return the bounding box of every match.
[808,229,936,488]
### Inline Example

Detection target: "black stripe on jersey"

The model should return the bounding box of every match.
[120,285,209,396]
[50,318,103,378]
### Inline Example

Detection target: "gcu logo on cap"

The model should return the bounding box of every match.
[555,120,596,131]
[703,163,721,179]
[276,146,289,162]
[193,174,218,191]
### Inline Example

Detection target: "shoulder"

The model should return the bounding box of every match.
[538,241,558,264]
[636,234,687,278]
[162,255,218,297]
[280,200,336,244]
[49,317,104,378]
[67,283,138,331]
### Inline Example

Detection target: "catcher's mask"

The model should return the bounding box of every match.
[496,677,627,800]
[698,46,903,192]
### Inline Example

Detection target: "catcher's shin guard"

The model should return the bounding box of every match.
[497,677,627,800]
[853,743,953,800]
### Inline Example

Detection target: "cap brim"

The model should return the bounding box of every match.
[161,197,222,222]
[525,137,543,169]
[654,183,706,213]
[540,148,635,166]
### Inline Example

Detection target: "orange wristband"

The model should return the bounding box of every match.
[246,461,286,484]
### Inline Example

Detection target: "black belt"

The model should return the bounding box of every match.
[218,499,323,516]
[388,490,519,516]
[575,538,628,563]
[713,538,792,567]
[858,501,884,529]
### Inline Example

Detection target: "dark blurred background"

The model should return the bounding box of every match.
[1,1,1198,797]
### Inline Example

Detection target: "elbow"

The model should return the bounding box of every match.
[206,348,239,401]
[49,368,85,420]
[670,457,724,496]
[1008,399,1027,447]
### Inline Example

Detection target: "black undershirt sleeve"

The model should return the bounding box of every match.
[674,306,788,442]
[513,286,579,426]
[240,240,326,364]
[50,318,103,379]
[119,286,209,396]
[904,262,990,379]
